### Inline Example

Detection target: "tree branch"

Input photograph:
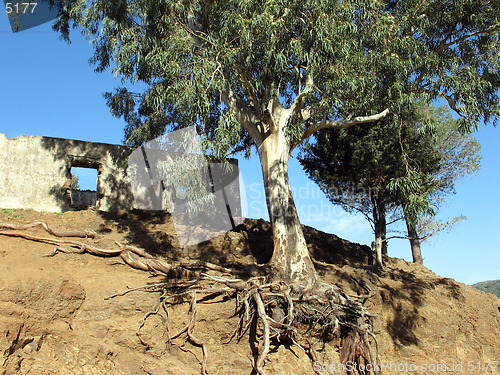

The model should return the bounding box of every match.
[437,24,500,53]
[413,25,499,91]
[183,12,206,48]
[235,65,261,116]
[386,235,413,241]
[433,28,457,54]
[221,87,264,145]
[300,109,389,141]
[386,216,404,226]
[437,92,468,119]
[290,72,314,115]
[180,13,265,147]
[332,199,375,226]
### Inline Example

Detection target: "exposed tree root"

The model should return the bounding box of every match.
[0,230,231,275]
[0,221,98,239]
[111,275,379,375]
[0,231,150,257]
[169,292,209,375]
[0,223,379,375]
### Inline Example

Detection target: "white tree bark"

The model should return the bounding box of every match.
[257,127,318,285]
[221,79,389,285]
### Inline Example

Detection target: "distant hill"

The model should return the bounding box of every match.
[472,280,500,297]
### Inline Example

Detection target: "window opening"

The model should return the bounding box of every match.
[70,166,99,209]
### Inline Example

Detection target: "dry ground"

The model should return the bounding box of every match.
[0,209,498,375]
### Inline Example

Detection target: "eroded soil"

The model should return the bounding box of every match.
[0,209,498,375]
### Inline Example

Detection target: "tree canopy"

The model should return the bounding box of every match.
[299,104,481,265]
[53,0,499,148]
[50,0,499,283]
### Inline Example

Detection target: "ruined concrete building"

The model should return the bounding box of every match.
[0,133,134,212]
[0,133,241,221]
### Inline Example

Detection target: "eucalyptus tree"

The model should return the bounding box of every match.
[391,106,481,264]
[301,104,481,267]
[299,107,441,268]
[51,0,499,285]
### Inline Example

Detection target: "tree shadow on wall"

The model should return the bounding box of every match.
[39,136,133,212]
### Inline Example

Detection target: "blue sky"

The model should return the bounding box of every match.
[1,16,498,285]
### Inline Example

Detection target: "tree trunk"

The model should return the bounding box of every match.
[405,217,423,264]
[257,130,318,286]
[371,196,387,269]
[378,202,388,256]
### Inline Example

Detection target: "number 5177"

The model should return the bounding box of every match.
[5,2,38,14]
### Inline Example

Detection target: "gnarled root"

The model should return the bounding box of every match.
[106,275,378,375]
[228,280,378,375]
[0,221,98,238]
[0,222,379,375]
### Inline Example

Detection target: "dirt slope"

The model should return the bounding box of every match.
[0,209,498,375]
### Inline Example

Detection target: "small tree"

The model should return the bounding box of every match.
[299,105,441,268]
[301,105,481,266]
[70,175,80,190]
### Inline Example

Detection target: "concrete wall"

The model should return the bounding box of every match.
[0,133,241,217]
[0,133,134,212]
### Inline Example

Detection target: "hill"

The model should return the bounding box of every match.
[0,209,499,375]
[472,280,500,298]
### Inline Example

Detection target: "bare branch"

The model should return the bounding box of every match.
[386,235,413,241]
[300,108,389,141]
[290,72,314,115]
[329,200,375,226]
[387,216,463,243]
[386,216,404,226]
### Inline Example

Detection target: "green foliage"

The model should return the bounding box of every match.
[472,280,500,298]
[50,0,499,152]
[299,105,438,220]
[391,106,481,228]
[430,107,482,198]
[70,175,80,190]
[1,208,20,218]
[299,105,481,242]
